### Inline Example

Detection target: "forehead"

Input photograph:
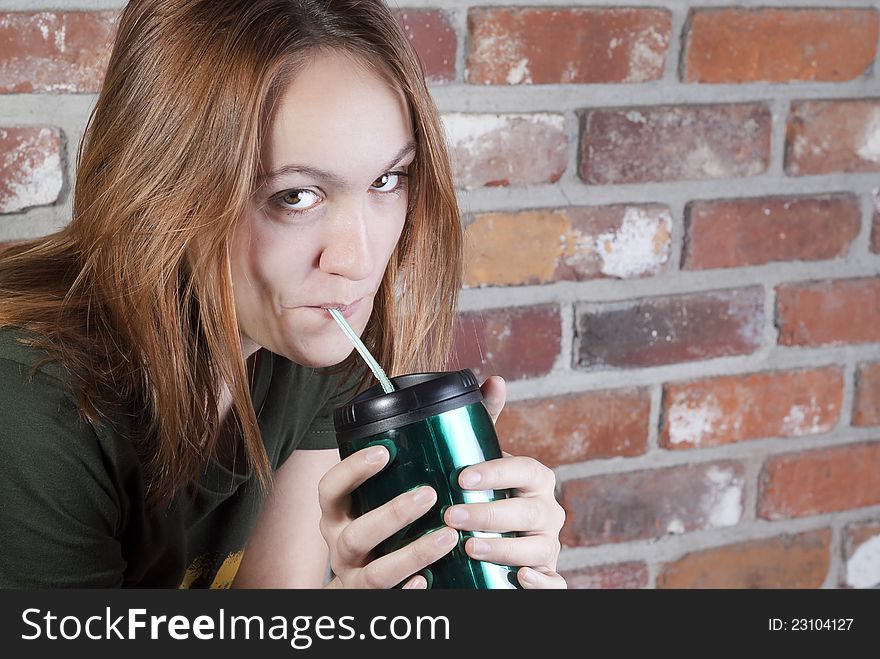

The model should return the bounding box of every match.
[265,51,414,178]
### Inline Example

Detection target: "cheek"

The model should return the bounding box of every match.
[232,215,313,295]
[376,205,407,261]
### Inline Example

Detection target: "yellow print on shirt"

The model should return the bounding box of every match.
[179,550,244,589]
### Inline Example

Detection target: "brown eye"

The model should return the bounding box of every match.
[275,189,321,213]
[371,172,406,192]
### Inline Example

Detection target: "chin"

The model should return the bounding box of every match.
[282,341,356,369]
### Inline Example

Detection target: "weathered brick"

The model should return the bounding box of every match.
[684,9,878,83]
[580,104,771,185]
[463,205,671,288]
[0,12,116,93]
[495,388,649,468]
[560,461,745,547]
[872,189,880,254]
[661,367,843,450]
[683,195,860,270]
[466,7,670,85]
[449,306,560,382]
[843,520,880,588]
[562,562,649,589]
[758,442,880,520]
[854,362,880,428]
[657,529,831,589]
[0,127,63,214]
[443,113,568,190]
[396,10,456,83]
[786,100,880,176]
[575,288,764,370]
[776,278,880,347]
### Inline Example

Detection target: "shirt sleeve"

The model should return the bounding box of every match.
[0,357,126,588]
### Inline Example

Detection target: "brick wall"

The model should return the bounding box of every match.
[1,0,879,589]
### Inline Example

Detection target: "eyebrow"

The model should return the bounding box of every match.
[257,140,417,188]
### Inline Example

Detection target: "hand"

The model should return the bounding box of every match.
[443,375,568,589]
[317,445,457,589]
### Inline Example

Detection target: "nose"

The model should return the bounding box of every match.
[318,198,375,282]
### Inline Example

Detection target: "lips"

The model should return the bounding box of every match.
[303,297,364,319]
[319,301,357,312]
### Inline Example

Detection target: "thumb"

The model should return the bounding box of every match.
[479,375,506,424]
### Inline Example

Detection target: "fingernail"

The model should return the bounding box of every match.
[469,539,490,556]
[403,576,426,590]
[447,507,469,525]
[412,486,433,505]
[433,528,457,546]
[364,446,388,464]
[520,568,537,585]
[460,470,481,488]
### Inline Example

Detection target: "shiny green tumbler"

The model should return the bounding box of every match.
[333,369,520,589]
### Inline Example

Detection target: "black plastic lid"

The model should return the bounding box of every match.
[333,369,482,444]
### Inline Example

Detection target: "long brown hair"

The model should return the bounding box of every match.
[0,0,461,508]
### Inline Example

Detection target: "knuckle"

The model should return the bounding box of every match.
[389,492,414,524]
[337,525,360,559]
[484,502,498,528]
[529,459,548,486]
[492,539,512,564]
[552,503,567,530]
[360,564,384,589]
[525,500,543,529]
[544,465,557,489]
[539,539,558,567]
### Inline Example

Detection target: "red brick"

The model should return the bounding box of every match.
[776,277,880,347]
[0,127,63,214]
[449,306,560,382]
[843,520,880,588]
[0,12,116,93]
[463,205,671,288]
[854,362,880,427]
[661,367,843,450]
[560,461,745,547]
[576,288,764,370]
[395,10,456,83]
[444,113,568,189]
[562,562,648,589]
[657,529,831,589]
[786,100,880,176]
[495,388,649,468]
[758,442,880,520]
[683,195,860,270]
[467,8,670,85]
[684,9,878,84]
[581,104,771,184]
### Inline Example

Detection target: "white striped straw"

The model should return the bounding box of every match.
[327,308,395,393]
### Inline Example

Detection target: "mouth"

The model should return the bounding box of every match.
[305,297,364,319]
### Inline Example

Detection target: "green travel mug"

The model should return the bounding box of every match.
[333,369,520,589]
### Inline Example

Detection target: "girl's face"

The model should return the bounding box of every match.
[232,50,414,367]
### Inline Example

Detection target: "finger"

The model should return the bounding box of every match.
[445,496,555,534]
[479,375,506,424]
[464,534,560,569]
[458,455,556,496]
[318,445,390,520]
[336,485,438,563]
[401,574,428,589]
[517,566,568,590]
[360,527,458,589]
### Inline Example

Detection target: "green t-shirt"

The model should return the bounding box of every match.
[0,328,351,588]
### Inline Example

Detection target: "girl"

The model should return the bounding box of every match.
[0,0,566,589]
